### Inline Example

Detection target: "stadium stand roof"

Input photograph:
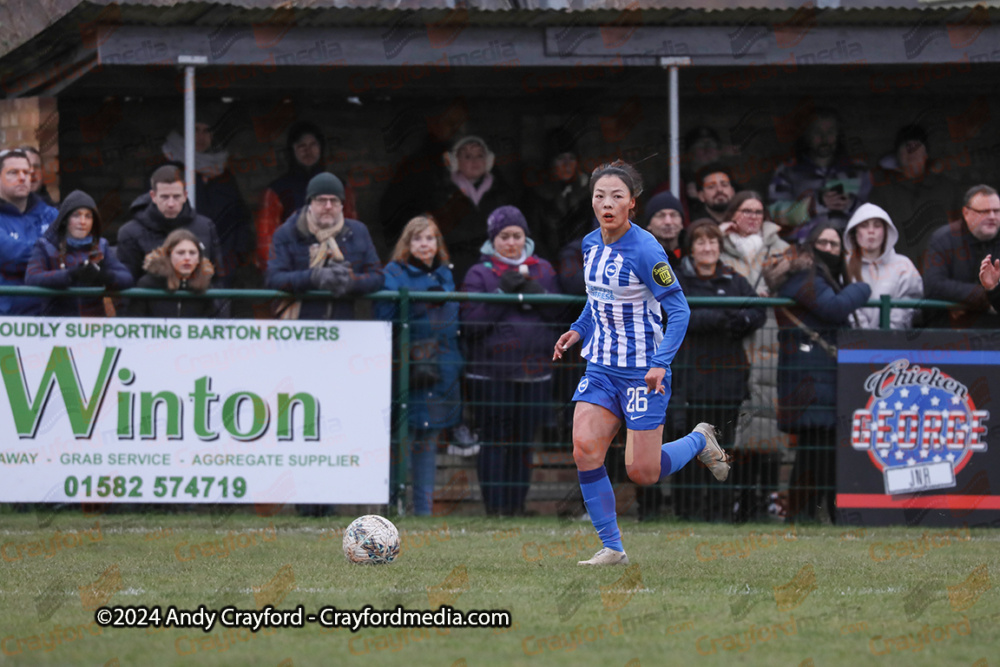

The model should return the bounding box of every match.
[2,0,998,97]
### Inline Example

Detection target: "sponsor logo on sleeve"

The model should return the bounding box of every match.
[652,262,675,287]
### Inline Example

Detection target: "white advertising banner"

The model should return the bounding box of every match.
[0,317,392,503]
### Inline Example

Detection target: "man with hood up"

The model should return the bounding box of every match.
[843,202,923,330]
[255,121,357,270]
[116,165,222,282]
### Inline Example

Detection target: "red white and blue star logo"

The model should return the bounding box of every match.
[851,359,989,494]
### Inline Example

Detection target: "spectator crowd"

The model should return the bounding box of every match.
[3,104,1000,523]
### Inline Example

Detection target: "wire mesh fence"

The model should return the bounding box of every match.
[0,285,959,522]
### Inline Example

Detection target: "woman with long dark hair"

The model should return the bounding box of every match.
[765,222,871,523]
[553,161,731,566]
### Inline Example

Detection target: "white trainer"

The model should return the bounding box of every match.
[694,422,731,481]
[578,547,630,566]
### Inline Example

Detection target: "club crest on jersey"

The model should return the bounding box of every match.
[577,378,589,393]
[604,263,619,279]
[851,359,989,496]
[652,262,675,287]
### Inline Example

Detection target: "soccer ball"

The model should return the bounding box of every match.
[342,515,400,564]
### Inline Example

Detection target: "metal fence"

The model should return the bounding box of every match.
[0,285,960,522]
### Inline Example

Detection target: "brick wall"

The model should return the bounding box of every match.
[52,73,1000,256]
[0,97,60,201]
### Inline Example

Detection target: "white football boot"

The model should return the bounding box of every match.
[694,422,732,482]
[578,547,630,566]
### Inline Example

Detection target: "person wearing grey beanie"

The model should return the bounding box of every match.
[265,171,384,327]
[306,172,346,203]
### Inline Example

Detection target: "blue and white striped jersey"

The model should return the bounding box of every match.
[569,224,690,376]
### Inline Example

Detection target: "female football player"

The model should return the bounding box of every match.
[553,160,731,565]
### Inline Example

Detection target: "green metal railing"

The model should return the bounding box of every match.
[0,284,961,316]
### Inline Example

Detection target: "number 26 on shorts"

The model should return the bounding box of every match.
[626,387,648,413]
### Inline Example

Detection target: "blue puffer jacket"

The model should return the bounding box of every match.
[265,210,384,320]
[375,258,463,429]
[767,251,871,433]
[460,239,562,381]
[0,193,58,314]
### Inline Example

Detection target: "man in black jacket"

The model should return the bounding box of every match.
[116,165,222,282]
[923,184,1000,329]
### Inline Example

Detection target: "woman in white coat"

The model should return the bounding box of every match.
[844,202,923,329]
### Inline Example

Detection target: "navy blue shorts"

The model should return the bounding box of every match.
[571,366,670,430]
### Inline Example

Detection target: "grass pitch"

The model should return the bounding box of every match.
[0,509,997,667]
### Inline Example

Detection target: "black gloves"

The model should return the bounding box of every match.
[703,308,729,329]
[499,269,545,294]
[69,261,102,287]
[728,310,755,339]
[520,278,545,295]
[311,260,353,297]
[498,270,527,294]
[98,259,117,287]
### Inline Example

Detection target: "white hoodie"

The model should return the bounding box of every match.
[844,202,924,329]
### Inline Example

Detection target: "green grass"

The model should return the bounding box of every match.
[1,509,998,666]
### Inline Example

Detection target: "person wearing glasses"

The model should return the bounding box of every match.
[923,185,1000,329]
[719,191,789,296]
[765,223,871,523]
[256,122,358,271]
[718,191,791,521]
[0,149,58,315]
[266,172,383,322]
[266,171,383,518]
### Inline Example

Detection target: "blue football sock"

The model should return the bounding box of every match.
[578,466,623,552]
[659,431,707,480]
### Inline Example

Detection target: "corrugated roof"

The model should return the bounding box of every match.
[3,0,996,95]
